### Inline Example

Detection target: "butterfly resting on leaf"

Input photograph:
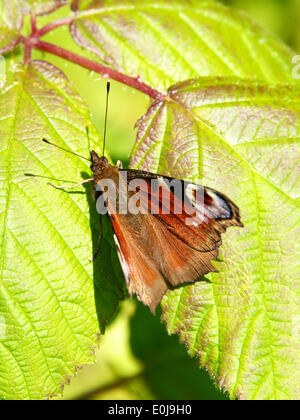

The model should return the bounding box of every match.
[44,83,243,314]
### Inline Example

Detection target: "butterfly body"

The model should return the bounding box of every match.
[90,150,243,313]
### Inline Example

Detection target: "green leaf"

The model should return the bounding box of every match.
[0,60,123,400]
[0,0,66,54]
[70,0,297,90]
[0,0,23,54]
[21,0,67,16]
[131,77,300,400]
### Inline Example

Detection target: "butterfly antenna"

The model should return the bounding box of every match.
[103,81,110,156]
[42,138,91,162]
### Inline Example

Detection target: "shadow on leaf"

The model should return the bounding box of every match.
[82,171,126,334]
[130,301,228,400]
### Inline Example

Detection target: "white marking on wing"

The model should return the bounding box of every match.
[114,234,130,286]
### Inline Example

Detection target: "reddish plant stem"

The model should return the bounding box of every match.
[20,13,165,100]
[24,44,32,63]
[30,14,37,36]
[35,16,74,38]
[29,39,165,100]
[23,14,37,63]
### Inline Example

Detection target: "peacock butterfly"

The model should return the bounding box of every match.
[44,82,243,313]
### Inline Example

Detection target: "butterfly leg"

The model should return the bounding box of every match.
[48,178,94,190]
[116,160,123,169]
[90,215,103,262]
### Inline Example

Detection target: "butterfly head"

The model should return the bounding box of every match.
[90,150,109,177]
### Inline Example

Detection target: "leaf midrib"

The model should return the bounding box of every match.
[73,2,217,20]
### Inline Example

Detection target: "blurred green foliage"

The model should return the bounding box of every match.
[19,0,297,400]
[223,0,300,52]
[60,301,228,400]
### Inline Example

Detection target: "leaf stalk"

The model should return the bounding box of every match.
[18,13,165,100]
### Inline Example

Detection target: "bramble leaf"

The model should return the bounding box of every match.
[22,0,67,16]
[70,0,297,89]
[0,0,23,54]
[0,0,67,54]
[131,78,300,400]
[0,60,123,400]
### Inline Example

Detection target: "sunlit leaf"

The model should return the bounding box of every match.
[70,0,297,90]
[22,0,67,16]
[131,77,300,400]
[0,0,67,54]
[0,60,123,400]
[0,0,23,54]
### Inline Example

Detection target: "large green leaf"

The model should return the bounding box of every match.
[70,0,297,89]
[0,60,123,400]
[131,78,300,400]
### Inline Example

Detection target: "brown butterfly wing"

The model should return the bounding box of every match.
[109,172,242,313]
[111,213,167,313]
[127,170,243,250]
[110,212,218,314]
